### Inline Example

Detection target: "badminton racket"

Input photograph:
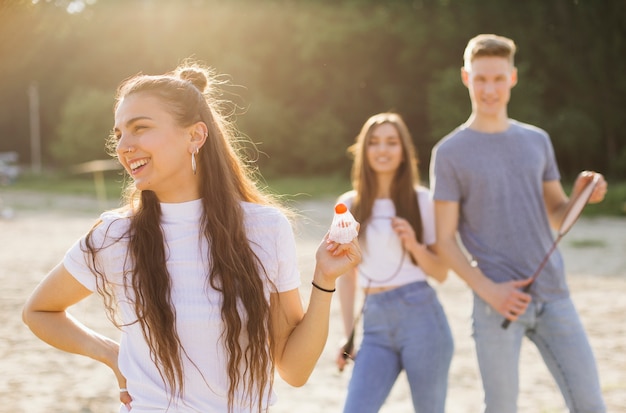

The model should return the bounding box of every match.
[501,173,600,329]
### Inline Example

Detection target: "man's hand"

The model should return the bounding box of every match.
[482,277,533,321]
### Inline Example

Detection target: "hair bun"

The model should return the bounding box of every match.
[178,68,208,93]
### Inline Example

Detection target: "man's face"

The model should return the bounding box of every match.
[462,56,517,118]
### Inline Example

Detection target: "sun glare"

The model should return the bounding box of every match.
[31,0,97,14]
[66,1,85,14]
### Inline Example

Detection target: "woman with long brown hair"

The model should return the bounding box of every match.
[22,62,360,413]
[335,112,453,413]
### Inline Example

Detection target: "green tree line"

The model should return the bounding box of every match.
[1,0,624,180]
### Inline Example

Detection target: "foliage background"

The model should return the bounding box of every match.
[1,0,624,181]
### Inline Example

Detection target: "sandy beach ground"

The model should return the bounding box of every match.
[1,190,624,413]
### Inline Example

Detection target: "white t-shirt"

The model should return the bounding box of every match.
[338,187,436,289]
[63,199,301,412]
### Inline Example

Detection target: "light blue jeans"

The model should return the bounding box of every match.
[343,281,453,413]
[472,294,606,413]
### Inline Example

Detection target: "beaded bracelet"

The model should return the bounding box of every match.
[311,281,336,293]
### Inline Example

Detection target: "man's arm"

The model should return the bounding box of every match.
[434,200,532,321]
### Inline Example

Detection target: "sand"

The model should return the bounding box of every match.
[1,191,624,413]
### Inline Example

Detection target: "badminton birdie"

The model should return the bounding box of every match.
[328,203,359,244]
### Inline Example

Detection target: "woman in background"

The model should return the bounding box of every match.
[335,112,453,413]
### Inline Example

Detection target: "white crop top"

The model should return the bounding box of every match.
[337,187,436,289]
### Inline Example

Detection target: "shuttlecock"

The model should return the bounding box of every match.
[328,203,358,244]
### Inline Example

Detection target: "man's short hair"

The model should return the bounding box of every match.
[463,34,516,70]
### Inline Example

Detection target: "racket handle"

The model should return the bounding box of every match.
[500,283,533,330]
[341,332,355,360]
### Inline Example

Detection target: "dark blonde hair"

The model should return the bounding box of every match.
[87,61,278,412]
[348,112,423,243]
[463,34,517,70]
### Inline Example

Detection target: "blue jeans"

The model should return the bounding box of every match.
[343,281,453,413]
[472,294,606,413]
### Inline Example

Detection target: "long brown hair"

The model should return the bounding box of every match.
[348,112,423,243]
[85,62,278,412]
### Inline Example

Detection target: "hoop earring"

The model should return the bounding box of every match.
[191,147,198,175]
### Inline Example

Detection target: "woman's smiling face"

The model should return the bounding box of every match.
[114,93,197,202]
[366,122,404,177]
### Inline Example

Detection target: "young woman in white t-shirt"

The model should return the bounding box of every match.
[335,113,453,413]
[22,62,361,413]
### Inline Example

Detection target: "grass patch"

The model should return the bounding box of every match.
[263,173,351,201]
[5,171,626,217]
[568,239,606,248]
[3,170,352,203]
[6,170,126,200]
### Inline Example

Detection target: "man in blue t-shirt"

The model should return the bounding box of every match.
[430,34,608,413]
